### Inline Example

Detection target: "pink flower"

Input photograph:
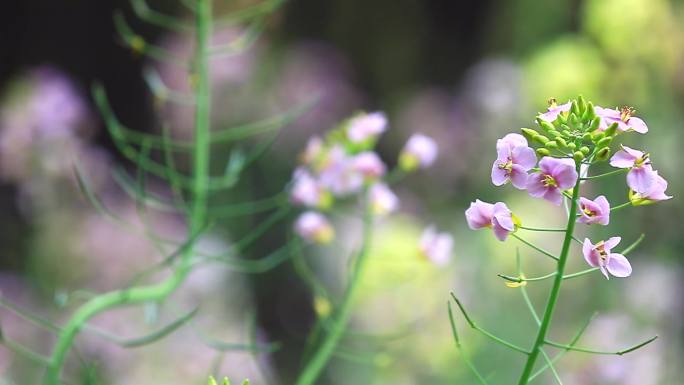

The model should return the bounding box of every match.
[526,157,578,205]
[346,111,387,143]
[594,106,648,134]
[539,101,571,122]
[399,133,438,170]
[629,171,673,205]
[418,226,453,266]
[491,134,536,189]
[582,237,632,279]
[578,195,610,225]
[609,146,656,194]
[290,168,331,208]
[369,183,399,215]
[318,146,363,196]
[295,211,335,244]
[465,200,516,241]
[352,151,386,179]
[300,136,324,165]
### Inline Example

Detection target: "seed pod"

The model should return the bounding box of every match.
[567,142,577,151]
[604,122,619,137]
[533,134,549,144]
[580,146,591,155]
[555,137,567,147]
[597,136,612,148]
[573,151,585,162]
[545,141,558,149]
[536,148,550,156]
[521,128,539,141]
[596,147,611,161]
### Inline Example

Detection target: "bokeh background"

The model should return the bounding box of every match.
[0,0,682,384]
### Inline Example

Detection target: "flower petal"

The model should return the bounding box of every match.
[604,236,621,251]
[583,238,599,267]
[512,146,537,170]
[509,165,529,189]
[627,167,656,194]
[491,162,509,186]
[627,117,648,134]
[607,253,632,278]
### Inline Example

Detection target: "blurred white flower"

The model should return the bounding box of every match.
[369,183,399,216]
[352,151,387,179]
[418,226,453,266]
[347,111,387,143]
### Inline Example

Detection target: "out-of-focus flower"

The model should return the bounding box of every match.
[300,136,324,165]
[295,211,334,244]
[595,106,648,134]
[539,100,571,122]
[352,151,386,179]
[418,226,453,266]
[398,133,438,171]
[526,157,578,205]
[582,237,632,279]
[346,112,387,143]
[318,146,364,196]
[369,183,398,216]
[578,195,611,225]
[629,171,672,205]
[609,146,656,194]
[491,134,536,189]
[465,200,517,241]
[290,168,332,209]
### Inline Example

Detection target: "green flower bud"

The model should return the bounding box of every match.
[597,136,612,148]
[567,142,577,151]
[533,134,549,144]
[580,146,591,155]
[561,129,572,136]
[591,131,605,141]
[573,151,585,162]
[568,113,580,126]
[604,122,619,137]
[521,128,539,141]
[538,120,556,133]
[545,141,558,149]
[577,95,587,115]
[555,137,567,147]
[536,148,550,156]
[549,130,561,138]
[588,116,601,132]
[583,102,597,121]
[570,100,580,115]
[596,147,611,161]
[582,133,593,142]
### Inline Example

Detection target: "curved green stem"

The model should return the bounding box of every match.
[43,2,213,383]
[516,162,582,385]
[580,168,627,180]
[511,234,559,261]
[295,194,374,385]
[610,201,632,211]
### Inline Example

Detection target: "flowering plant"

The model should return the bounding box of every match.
[456,96,671,384]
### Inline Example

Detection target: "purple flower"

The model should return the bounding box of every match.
[295,211,335,244]
[318,145,363,196]
[290,168,331,208]
[594,106,648,134]
[578,195,610,225]
[418,226,453,266]
[300,136,324,165]
[539,101,571,122]
[399,133,438,170]
[491,134,536,189]
[369,183,399,215]
[629,171,673,205]
[526,157,578,205]
[465,199,516,241]
[346,112,387,143]
[352,151,386,179]
[609,146,656,194]
[582,237,632,279]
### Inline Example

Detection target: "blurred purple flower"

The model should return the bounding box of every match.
[369,183,398,216]
[290,168,330,208]
[418,226,453,266]
[399,133,438,170]
[578,195,610,225]
[318,146,363,196]
[583,237,632,279]
[352,151,386,179]
[346,112,387,143]
[526,157,577,205]
[295,211,334,244]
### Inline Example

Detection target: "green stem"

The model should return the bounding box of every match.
[610,201,632,211]
[295,194,374,385]
[511,234,559,261]
[580,168,627,180]
[518,226,565,232]
[516,162,582,385]
[43,2,213,383]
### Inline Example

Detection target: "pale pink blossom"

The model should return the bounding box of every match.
[595,106,648,134]
[583,237,632,279]
[465,200,515,241]
[526,157,578,205]
[352,151,386,179]
[418,226,453,266]
[578,195,610,225]
[539,101,571,122]
[491,134,536,189]
[630,171,672,205]
[369,183,399,215]
[290,168,330,208]
[399,133,438,169]
[295,211,334,244]
[346,111,387,143]
[609,146,656,194]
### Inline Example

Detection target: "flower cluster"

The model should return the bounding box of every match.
[466,96,672,279]
[291,111,440,245]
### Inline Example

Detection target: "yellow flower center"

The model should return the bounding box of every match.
[498,159,513,173]
[543,174,557,187]
[620,106,635,123]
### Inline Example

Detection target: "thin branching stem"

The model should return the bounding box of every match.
[511,234,559,261]
[544,336,658,356]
